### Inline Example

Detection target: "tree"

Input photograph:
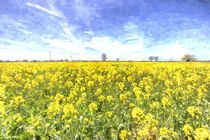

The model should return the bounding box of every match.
[22,59,28,62]
[148,56,155,61]
[101,53,107,61]
[154,56,159,61]
[181,54,196,62]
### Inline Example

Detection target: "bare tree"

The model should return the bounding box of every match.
[181,54,196,62]
[101,53,107,61]
[148,56,155,61]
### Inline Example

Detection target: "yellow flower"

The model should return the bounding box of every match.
[98,95,105,102]
[0,101,6,115]
[13,113,22,122]
[63,103,75,117]
[106,111,113,118]
[161,97,171,108]
[127,76,133,82]
[81,92,86,98]
[31,80,39,87]
[138,128,149,138]
[182,124,194,136]
[160,127,169,138]
[87,81,94,87]
[187,106,196,117]
[14,96,25,105]
[132,107,144,120]
[128,131,132,136]
[129,103,134,108]
[120,94,127,102]
[55,93,64,101]
[33,120,39,127]
[118,82,125,91]
[194,127,209,140]
[84,118,89,123]
[119,130,127,140]
[107,95,113,103]
[89,103,98,111]
[48,101,60,115]
[172,131,179,138]
[24,83,31,90]
[150,101,160,109]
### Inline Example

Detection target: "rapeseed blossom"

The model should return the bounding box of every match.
[183,124,194,136]
[160,127,169,138]
[63,103,75,116]
[89,103,98,111]
[14,96,25,105]
[187,106,196,117]
[132,107,144,120]
[48,101,60,115]
[119,130,127,140]
[107,95,113,103]
[194,127,209,140]
[0,62,208,139]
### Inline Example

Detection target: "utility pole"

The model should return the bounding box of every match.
[49,51,51,61]
[70,55,72,61]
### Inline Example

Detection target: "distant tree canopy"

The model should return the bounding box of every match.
[101,53,107,61]
[148,56,154,61]
[181,54,196,62]
[149,56,159,61]
[154,56,159,61]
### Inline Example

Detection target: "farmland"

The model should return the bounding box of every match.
[0,62,209,139]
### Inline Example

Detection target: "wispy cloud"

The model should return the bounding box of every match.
[58,22,80,41]
[0,0,209,61]
[84,31,94,36]
[18,29,32,34]
[0,39,24,45]
[43,39,85,53]
[27,2,64,18]
[0,15,27,29]
[73,0,100,25]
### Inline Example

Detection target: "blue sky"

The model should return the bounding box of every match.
[0,0,209,61]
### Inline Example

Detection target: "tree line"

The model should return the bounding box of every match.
[0,54,206,62]
[101,53,203,62]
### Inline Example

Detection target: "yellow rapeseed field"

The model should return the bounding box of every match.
[0,62,209,139]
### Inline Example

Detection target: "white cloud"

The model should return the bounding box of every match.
[0,50,46,60]
[84,36,145,60]
[123,22,138,32]
[0,49,75,61]
[152,44,188,60]
[0,46,8,50]
[43,36,145,60]
[27,2,64,18]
